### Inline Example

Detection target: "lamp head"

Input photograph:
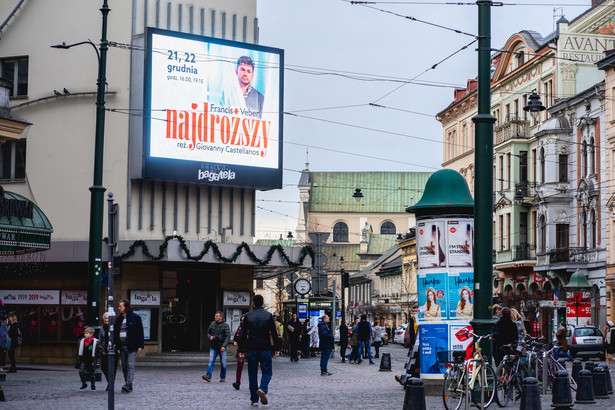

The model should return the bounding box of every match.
[50,42,69,49]
[352,188,364,202]
[523,91,545,121]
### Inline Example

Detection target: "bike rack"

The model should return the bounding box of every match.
[464,358,486,410]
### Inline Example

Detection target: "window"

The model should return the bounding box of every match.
[499,214,504,250]
[0,139,26,180]
[558,154,568,182]
[582,141,587,177]
[590,137,595,175]
[556,223,569,250]
[380,221,396,235]
[506,213,511,250]
[540,147,545,184]
[590,209,596,248]
[531,148,536,183]
[581,210,587,248]
[333,221,349,242]
[514,99,519,119]
[520,151,528,183]
[1,57,28,97]
[516,51,524,67]
[532,211,537,248]
[539,215,546,252]
[499,155,504,191]
[255,279,264,289]
[523,95,528,120]
[505,103,510,121]
[506,153,511,189]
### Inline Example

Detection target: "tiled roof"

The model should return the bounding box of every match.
[309,172,433,213]
[365,234,398,255]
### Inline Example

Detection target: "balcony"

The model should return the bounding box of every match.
[494,242,536,264]
[536,247,601,265]
[514,181,536,206]
[495,115,530,145]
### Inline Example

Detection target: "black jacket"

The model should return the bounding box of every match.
[287,319,303,340]
[207,320,231,350]
[494,317,518,347]
[240,307,280,351]
[318,320,334,350]
[356,320,372,342]
[114,312,145,353]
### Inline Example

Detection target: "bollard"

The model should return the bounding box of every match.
[592,366,609,399]
[551,370,573,409]
[575,369,596,404]
[571,360,582,383]
[403,377,426,410]
[584,361,595,373]
[379,352,392,372]
[0,386,4,402]
[597,363,613,394]
[520,377,541,410]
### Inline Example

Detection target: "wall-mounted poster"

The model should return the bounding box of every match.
[418,272,447,321]
[449,323,473,362]
[448,271,474,320]
[417,221,445,268]
[420,323,449,378]
[447,220,473,267]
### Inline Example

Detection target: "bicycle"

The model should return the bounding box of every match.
[529,343,577,392]
[495,343,532,407]
[442,331,496,410]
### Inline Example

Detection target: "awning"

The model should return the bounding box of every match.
[0,189,52,255]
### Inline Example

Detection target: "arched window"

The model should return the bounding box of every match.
[380,221,396,235]
[581,210,587,248]
[539,215,546,252]
[590,137,595,175]
[540,147,545,184]
[582,141,587,177]
[504,284,513,296]
[333,221,349,242]
[590,208,596,248]
[529,283,539,296]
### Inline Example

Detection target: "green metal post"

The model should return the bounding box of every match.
[87,0,110,327]
[470,0,497,361]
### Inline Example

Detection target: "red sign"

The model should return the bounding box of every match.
[533,272,545,283]
[566,291,591,325]
[450,227,456,233]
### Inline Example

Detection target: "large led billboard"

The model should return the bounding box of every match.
[143,28,283,189]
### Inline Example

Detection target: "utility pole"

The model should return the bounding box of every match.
[106,193,117,409]
[470,0,497,361]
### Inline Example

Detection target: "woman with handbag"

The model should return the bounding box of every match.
[232,315,246,390]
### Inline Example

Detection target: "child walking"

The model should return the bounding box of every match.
[77,327,102,390]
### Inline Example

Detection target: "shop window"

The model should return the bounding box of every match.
[62,307,87,341]
[1,56,28,97]
[40,307,59,341]
[0,139,26,181]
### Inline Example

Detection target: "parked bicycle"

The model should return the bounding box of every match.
[442,331,496,410]
[495,343,531,407]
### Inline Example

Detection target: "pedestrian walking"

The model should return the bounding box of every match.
[287,313,302,362]
[603,320,615,369]
[233,314,246,390]
[318,315,334,376]
[6,314,20,373]
[348,319,359,363]
[300,319,310,358]
[113,299,144,393]
[202,311,231,383]
[339,322,348,363]
[355,314,374,364]
[239,294,280,407]
[0,312,10,373]
[76,327,102,390]
[99,312,117,390]
[554,321,573,361]
[372,321,382,359]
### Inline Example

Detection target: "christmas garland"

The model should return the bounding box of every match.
[114,235,314,267]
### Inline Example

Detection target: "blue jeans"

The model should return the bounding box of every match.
[206,348,227,379]
[555,346,573,361]
[320,348,331,373]
[247,350,273,404]
[358,340,372,361]
[290,338,299,360]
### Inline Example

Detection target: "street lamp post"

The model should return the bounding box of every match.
[51,0,110,327]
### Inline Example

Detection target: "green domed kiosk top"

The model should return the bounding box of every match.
[406,169,473,217]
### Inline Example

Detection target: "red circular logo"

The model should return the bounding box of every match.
[234,108,239,114]
[436,290,445,299]
[450,227,456,233]
[419,229,423,235]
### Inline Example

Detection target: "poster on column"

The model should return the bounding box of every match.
[447,220,473,267]
[418,272,447,321]
[448,271,474,320]
[417,221,445,268]
[449,323,474,362]
[419,323,449,378]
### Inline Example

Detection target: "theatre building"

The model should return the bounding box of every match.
[0,0,304,364]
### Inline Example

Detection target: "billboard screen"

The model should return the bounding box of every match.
[143,28,283,189]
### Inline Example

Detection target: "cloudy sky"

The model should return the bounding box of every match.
[254,0,591,240]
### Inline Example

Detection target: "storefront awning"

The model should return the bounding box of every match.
[0,189,53,255]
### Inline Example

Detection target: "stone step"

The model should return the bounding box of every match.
[136,352,238,367]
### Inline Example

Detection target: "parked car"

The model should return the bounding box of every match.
[403,322,416,348]
[566,325,605,360]
[393,324,408,344]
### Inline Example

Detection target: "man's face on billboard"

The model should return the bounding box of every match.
[236,63,254,87]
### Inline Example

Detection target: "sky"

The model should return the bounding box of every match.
[253,0,592,240]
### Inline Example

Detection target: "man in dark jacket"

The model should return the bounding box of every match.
[202,311,231,382]
[355,314,374,364]
[493,307,518,365]
[339,322,348,363]
[287,313,303,362]
[318,315,334,376]
[239,294,280,407]
[113,299,144,393]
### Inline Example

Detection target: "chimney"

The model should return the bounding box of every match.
[592,0,601,6]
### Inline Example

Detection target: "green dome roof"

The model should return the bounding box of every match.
[407,169,473,216]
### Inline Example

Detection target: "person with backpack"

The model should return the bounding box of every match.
[6,314,20,373]
[603,320,615,369]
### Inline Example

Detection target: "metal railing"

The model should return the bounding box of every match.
[495,115,530,145]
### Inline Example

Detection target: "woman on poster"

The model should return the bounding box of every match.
[455,286,473,319]
[419,288,441,320]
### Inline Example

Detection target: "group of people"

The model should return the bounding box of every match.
[0,313,20,373]
[76,299,144,392]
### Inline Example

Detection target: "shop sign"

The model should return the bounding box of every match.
[61,290,87,305]
[0,289,59,305]
[533,272,545,283]
[389,306,402,313]
[131,290,161,306]
[223,291,250,307]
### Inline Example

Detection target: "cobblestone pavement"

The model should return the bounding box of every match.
[1,344,615,409]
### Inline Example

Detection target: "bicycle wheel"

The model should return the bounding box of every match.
[443,367,465,410]
[495,362,512,407]
[471,363,496,408]
[552,359,577,391]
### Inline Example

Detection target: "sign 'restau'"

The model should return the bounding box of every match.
[0,186,34,219]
